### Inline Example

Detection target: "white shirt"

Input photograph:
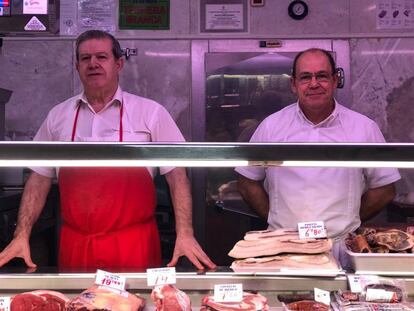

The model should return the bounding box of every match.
[236,101,401,240]
[33,87,184,178]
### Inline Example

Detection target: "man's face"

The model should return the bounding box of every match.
[290,51,337,113]
[76,38,123,92]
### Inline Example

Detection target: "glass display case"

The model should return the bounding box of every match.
[0,141,413,307]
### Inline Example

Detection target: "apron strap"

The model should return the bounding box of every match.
[71,101,124,142]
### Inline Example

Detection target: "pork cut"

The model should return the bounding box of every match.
[151,285,191,311]
[11,290,69,311]
[231,253,339,272]
[200,292,268,311]
[66,285,145,311]
[228,230,332,259]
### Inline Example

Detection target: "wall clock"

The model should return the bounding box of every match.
[288,0,308,20]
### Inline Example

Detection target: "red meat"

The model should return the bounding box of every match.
[11,290,69,311]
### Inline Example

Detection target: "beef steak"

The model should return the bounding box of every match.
[11,290,69,311]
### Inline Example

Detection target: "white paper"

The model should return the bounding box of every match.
[214,284,243,302]
[147,267,176,286]
[23,0,47,15]
[95,269,126,291]
[78,0,116,33]
[314,288,330,306]
[298,221,327,239]
[205,4,243,30]
[376,0,414,29]
[60,0,78,35]
[0,297,11,311]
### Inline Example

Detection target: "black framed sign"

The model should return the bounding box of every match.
[119,0,170,30]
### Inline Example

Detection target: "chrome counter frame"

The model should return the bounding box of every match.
[0,272,348,292]
[1,142,414,167]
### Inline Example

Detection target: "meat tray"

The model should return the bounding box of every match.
[346,249,414,276]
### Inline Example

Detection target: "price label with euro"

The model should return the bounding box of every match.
[214,284,243,302]
[298,221,327,239]
[95,269,126,291]
[0,297,11,311]
[146,267,176,287]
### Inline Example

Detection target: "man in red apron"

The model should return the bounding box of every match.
[0,30,216,272]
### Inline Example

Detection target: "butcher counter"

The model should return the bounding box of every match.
[1,270,414,308]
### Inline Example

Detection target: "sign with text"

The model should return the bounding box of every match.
[95,269,126,291]
[0,297,11,311]
[214,284,243,302]
[298,221,327,239]
[147,267,176,286]
[314,288,330,306]
[119,0,169,30]
[347,274,362,293]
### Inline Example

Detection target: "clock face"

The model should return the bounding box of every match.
[288,0,308,20]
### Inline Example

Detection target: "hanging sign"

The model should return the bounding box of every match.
[119,0,170,30]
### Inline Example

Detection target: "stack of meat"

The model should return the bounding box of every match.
[200,292,269,311]
[228,229,339,272]
[346,227,414,253]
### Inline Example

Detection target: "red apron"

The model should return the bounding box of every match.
[58,102,161,271]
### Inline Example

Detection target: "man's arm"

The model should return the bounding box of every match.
[360,183,396,221]
[0,171,52,267]
[237,174,269,220]
[165,167,216,270]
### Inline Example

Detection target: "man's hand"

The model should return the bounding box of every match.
[0,237,36,268]
[167,233,216,270]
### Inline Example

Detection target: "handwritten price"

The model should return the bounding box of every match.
[305,228,322,237]
[101,277,122,287]
[147,267,176,286]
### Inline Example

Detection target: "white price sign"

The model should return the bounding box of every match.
[314,288,330,306]
[214,284,243,302]
[0,297,11,311]
[95,269,126,291]
[347,274,362,293]
[298,221,327,239]
[147,267,176,286]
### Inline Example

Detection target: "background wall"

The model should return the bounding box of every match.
[0,0,413,173]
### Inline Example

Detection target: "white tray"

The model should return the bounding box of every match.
[346,249,414,276]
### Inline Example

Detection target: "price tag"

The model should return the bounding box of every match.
[95,269,126,291]
[347,274,362,293]
[214,284,243,302]
[314,288,330,306]
[0,297,11,311]
[147,267,176,286]
[298,221,327,239]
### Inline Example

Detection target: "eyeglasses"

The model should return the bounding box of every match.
[296,71,333,85]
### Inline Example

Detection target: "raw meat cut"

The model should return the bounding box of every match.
[66,285,145,311]
[374,229,414,252]
[230,253,339,272]
[11,290,69,311]
[151,285,191,311]
[285,300,329,311]
[200,292,268,311]
[228,231,332,258]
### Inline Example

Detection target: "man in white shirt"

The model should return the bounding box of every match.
[235,48,400,267]
[0,30,215,271]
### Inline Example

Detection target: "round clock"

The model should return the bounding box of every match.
[288,0,309,20]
